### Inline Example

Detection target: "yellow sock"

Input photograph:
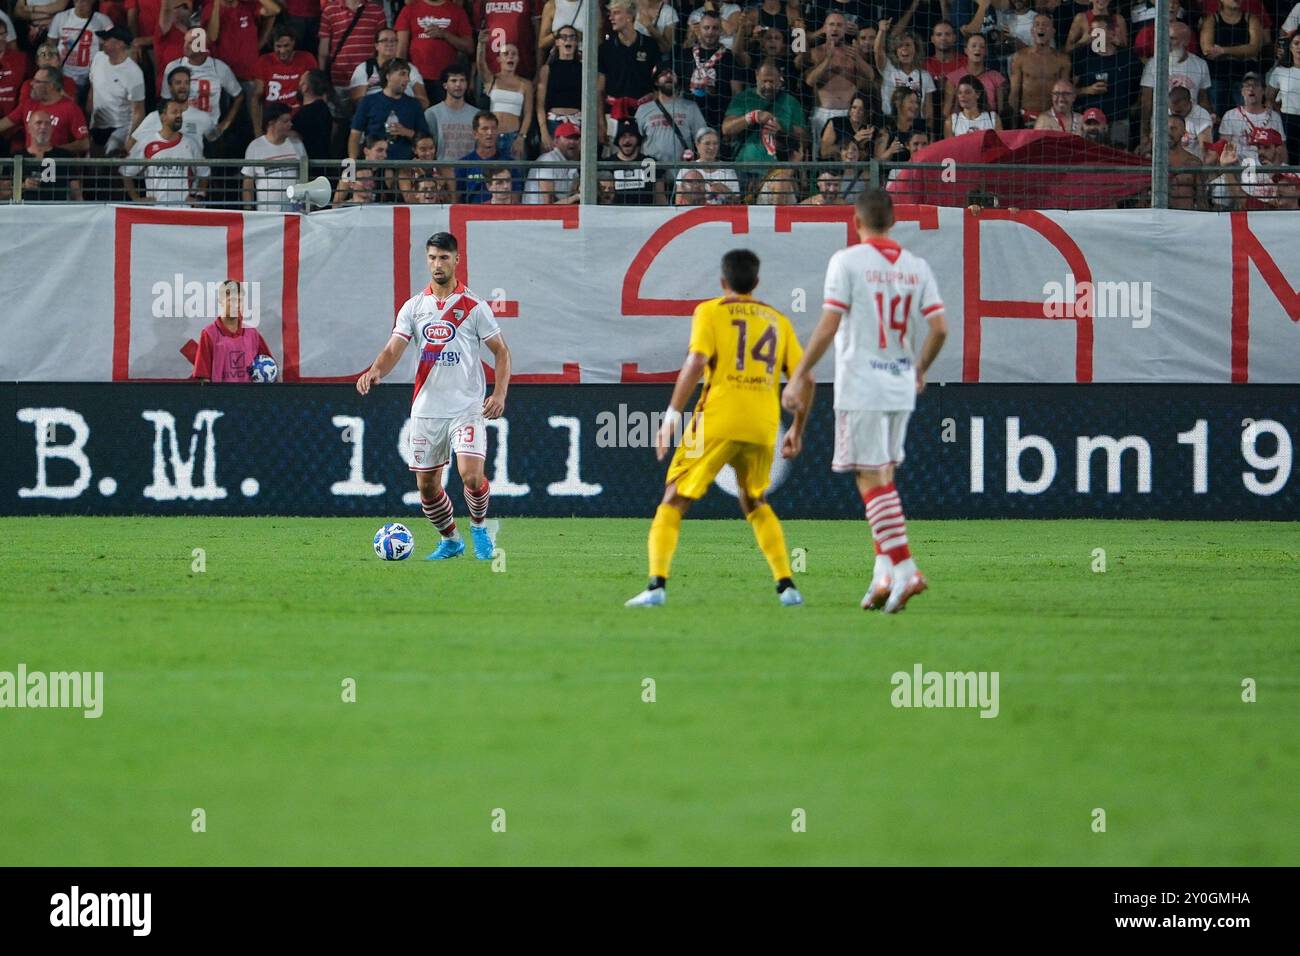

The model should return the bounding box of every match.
[748,503,793,581]
[648,503,683,580]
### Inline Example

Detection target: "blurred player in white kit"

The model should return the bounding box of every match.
[783,188,948,613]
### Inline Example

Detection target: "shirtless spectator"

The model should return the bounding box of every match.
[804,11,876,158]
[1166,114,1206,209]
[1010,14,1069,125]
[1065,0,1127,56]
[1166,85,1213,158]
[0,67,92,154]
[1034,78,1083,133]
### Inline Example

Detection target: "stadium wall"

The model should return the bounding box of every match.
[3,383,1295,519]
[0,205,1298,384]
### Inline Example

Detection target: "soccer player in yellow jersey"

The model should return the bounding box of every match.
[625,249,812,608]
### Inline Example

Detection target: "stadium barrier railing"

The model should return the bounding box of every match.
[5,156,1298,211]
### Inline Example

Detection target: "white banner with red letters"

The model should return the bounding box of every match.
[1,203,1297,384]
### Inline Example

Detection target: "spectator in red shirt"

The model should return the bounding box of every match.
[205,0,280,81]
[254,25,317,127]
[318,0,387,113]
[154,0,193,94]
[126,0,163,73]
[23,42,81,103]
[280,0,321,55]
[206,0,281,141]
[193,280,276,383]
[396,0,474,96]
[477,0,538,80]
[0,32,30,135]
[0,67,91,152]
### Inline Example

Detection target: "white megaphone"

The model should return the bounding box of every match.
[286,175,332,210]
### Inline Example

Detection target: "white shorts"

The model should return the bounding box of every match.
[409,415,486,472]
[832,410,910,472]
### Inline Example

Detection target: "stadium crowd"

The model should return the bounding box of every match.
[0,0,1297,207]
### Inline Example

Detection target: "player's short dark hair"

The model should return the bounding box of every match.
[856,187,895,231]
[262,102,291,125]
[441,61,470,84]
[426,232,458,254]
[721,249,760,295]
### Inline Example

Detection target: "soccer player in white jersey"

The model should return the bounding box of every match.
[356,232,513,561]
[782,188,948,614]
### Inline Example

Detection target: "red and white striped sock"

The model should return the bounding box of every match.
[862,483,912,565]
[421,488,457,538]
[463,479,490,525]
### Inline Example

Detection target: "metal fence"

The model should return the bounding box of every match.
[5,156,1298,212]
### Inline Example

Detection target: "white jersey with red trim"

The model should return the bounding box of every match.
[392,283,502,419]
[823,238,945,412]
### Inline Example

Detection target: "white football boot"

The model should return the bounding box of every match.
[625,587,666,607]
[883,559,928,614]
[861,555,893,610]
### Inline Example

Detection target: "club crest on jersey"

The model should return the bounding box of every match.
[422,321,456,345]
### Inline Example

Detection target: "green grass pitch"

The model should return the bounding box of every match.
[1,516,1296,866]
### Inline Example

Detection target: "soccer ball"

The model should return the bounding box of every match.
[249,354,278,383]
[373,522,414,561]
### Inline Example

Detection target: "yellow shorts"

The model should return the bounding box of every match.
[666,435,774,501]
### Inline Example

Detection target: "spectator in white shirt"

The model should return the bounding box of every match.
[1217,72,1286,151]
[87,26,145,155]
[121,99,210,205]
[1266,32,1300,163]
[1167,84,1213,159]
[125,67,218,155]
[1139,22,1211,155]
[164,29,245,139]
[48,0,114,93]
[242,102,307,210]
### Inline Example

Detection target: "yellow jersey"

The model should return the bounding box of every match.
[686,294,803,447]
